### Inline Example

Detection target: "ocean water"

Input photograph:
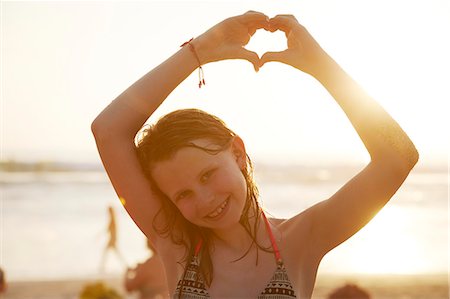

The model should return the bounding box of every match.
[1,163,448,281]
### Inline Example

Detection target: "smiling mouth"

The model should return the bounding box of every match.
[206,198,229,219]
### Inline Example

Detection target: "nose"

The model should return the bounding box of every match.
[195,186,216,207]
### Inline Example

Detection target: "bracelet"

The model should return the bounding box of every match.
[180,38,205,88]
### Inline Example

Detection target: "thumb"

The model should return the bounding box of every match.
[234,48,261,72]
[259,50,288,67]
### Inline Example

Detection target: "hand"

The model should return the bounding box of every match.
[193,11,269,71]
[126,267,136,278]
[260,15,331,76]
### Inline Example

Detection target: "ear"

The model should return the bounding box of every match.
[231,136,247,170]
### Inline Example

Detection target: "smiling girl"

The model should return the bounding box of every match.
[92,11,418,298]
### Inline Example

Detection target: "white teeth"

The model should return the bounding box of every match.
[207,199,228,218]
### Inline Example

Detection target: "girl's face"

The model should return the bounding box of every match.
[151,138,247,230]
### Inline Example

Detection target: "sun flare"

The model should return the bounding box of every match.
[344,207,427,275]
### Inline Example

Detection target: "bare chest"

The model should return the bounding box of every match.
[208,250,279,298]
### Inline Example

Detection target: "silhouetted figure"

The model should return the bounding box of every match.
[99,205,127,273]
[328,283,371,299]
[0,267,6,293]
[124,239,169,299]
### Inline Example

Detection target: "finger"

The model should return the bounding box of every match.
[242,10,268,21]
[259,50,288,67]
[269,17,291,33]
[269,15,298,33]
[248,22,270,37]
[238,11,270,31]
[234,47,261,72]
[270,14,298,24]
[243,10,266,16]
[248,21,270,37]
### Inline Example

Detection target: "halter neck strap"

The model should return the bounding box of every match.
[262,211,282,264]
[194,238,203,256]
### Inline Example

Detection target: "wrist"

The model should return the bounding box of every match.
[309,54,341,82]
[180,37,208,88]
[191,34,214,65]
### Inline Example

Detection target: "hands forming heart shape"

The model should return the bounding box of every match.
[193,11,329,76]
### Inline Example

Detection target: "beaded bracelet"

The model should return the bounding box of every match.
[180,38,205,88]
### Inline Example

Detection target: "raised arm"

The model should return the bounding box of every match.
[91,11,269,245]
[260,15,419,255]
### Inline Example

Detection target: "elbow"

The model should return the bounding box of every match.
[373,145,419,176]
[91,112,111,138]
[409,146,419,168]
[395,146,419,176]
[91,115,112,145]
[403,140,420,170]
[91,118,99,138]
[406,147,419,175]
[91,115,135,150]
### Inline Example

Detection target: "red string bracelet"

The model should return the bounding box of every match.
[180,38,205,88]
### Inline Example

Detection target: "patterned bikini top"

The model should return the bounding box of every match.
[173,212,297,299]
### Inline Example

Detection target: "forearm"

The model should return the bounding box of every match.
[313,57,419,169]
[92,42,200,139]
[92,11,269,139]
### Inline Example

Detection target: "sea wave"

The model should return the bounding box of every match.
[0,171,110,184]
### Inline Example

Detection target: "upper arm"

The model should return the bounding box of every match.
[307,160,414,256]
[93,128,163,246]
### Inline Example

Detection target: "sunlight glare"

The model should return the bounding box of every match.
[245,29,287,58]
[346,207,427,274]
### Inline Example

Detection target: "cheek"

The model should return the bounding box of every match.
[216,167,247,196]
[177,201,197,221]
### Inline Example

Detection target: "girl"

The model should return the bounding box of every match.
[92,11,418,298]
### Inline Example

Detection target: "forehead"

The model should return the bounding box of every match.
[151,142,230,194]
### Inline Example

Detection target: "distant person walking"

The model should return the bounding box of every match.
[124,239,169,299]
[0,267,6,294]
[99,205,127,273]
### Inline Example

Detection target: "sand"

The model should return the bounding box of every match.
[1,274,448,299]
[1,277,124,299]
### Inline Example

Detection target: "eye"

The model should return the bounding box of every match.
[200,169,215,183]
[176,190,192,202]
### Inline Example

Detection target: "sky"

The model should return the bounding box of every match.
[2,0,450,166]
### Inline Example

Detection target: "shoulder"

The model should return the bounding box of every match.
[157,239,191,289]
[269,207,319,259]
[270,208,315,240]
[269,211,322,288]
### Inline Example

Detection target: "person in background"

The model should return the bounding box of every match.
[124,239,169,299]
[327,283,371,299]
[0,267,6,293]
[99,205,127,273]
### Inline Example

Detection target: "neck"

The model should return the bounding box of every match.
[211,212,267,257]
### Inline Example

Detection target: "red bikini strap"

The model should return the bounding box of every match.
[194,238,203,256]
[262,211,282,264]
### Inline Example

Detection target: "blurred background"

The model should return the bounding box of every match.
[1,0,449,298]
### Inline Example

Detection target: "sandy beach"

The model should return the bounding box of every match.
[2,274,448,299]
[2,277,124,299]
[313,274,449,299]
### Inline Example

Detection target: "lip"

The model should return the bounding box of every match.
[205,197,230,221]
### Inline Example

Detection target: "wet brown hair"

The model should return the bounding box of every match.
[135,108,263,286]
